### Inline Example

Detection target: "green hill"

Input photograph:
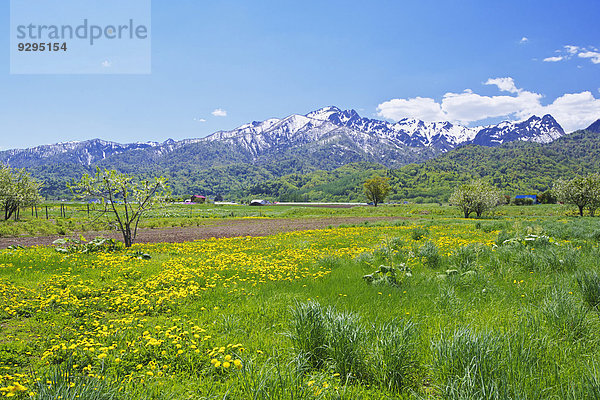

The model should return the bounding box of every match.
[249,129,600,203]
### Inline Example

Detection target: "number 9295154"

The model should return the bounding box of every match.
[17,42,67,52]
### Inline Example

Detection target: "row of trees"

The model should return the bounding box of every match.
[2,165,599,245]
[448,173,600,218]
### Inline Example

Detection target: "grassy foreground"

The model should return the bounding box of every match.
[1,217,600,398]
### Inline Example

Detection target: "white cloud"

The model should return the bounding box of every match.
[440,90,541,124]
[520,37,529,44]
[565,45,580,54]
[101,60,111,68]
[543,45,600,65]
[543,56,564,62]
[193,118,207,122]
[536,92,600,132]
[485,77,520,93]
[578,51,600,64]
[376,78,600,132]
[211,108,227,117]
[375,97,444,121]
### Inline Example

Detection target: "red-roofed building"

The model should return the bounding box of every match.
[190,195,206,204]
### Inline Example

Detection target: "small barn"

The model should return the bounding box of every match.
[190,195,206,204]
[249,199,269,206]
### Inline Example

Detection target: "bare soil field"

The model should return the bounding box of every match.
[0,216,409,248]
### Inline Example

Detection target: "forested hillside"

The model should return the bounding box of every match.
[248,128,600,203]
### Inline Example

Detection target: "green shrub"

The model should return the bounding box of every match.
[432,328,504,398]
[449,244,484,273]
[324,308,366,379]
[289,303,420,393]
[372,320,419,392]
[288,301,328,369]
[577,270,600,310]
[540,287,588,340]
[419,241,442,269]
[410,226,429,241]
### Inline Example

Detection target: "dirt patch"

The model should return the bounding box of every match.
[0,217,411,248]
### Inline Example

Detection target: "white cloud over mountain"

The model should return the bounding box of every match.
[377,78,600,132]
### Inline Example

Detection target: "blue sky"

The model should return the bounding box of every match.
[1,0,599,149]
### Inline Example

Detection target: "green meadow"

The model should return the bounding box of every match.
[1,210,600,398]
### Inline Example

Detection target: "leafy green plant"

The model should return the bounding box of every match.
[52,237,124,254]
[501,233,552,247]
[362,264,412,287]
[127,250,152,260]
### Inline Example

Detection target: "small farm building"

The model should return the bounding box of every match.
[190,195,206,204]
[250,199,269,206]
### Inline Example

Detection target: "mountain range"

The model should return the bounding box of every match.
[0,106,594,200]
[0,106,566,170]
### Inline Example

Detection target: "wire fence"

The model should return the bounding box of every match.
[2,202,270,221]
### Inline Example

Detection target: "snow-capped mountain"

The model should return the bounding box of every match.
[201,106,564,156]
[304,106,478,150]
[0,139,161,168]
[0,106,568,172]
[472,115,565,146]
[204,106,480,155]
[0,138,205,168]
